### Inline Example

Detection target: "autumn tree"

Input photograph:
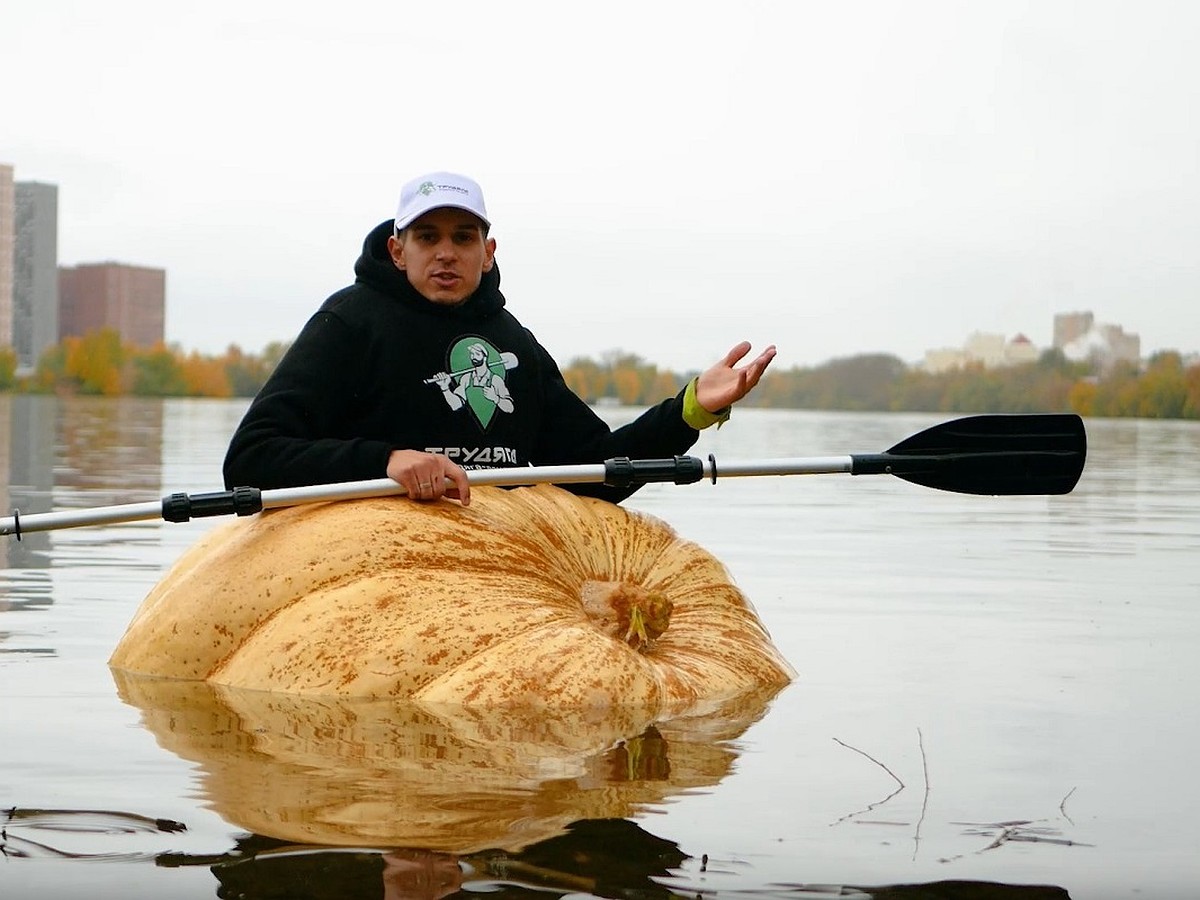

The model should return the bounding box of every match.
[179,351,233,397]
[63,329,127,395]
[132,344,188,396]
[1088,361,1141,417]
[0,346,16,391]
[562,356,605,401]
[1135,351,1189,418]
[1185,364,1200,418]
[650,370,684,399]
[223,344,270,397]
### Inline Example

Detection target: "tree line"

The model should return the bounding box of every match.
[562,347,1200,420]
[2,330,1199,420]
[0,329,290,398]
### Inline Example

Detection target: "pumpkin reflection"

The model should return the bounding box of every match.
[113,669,783,853]
[109,485,794,708]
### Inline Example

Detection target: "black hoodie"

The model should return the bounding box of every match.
[222,221,699,502]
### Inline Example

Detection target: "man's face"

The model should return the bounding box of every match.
[388,208,496,306]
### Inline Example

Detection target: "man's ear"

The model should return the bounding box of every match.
[387,234,406,270]
[482,236,497,272]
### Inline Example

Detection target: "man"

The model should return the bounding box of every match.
[223,171,775,506]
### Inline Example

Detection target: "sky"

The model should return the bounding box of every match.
[2,0,1197,373]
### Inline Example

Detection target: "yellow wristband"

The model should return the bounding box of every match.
[682,377,731,430]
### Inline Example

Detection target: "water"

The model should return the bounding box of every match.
[1,395,1197,899]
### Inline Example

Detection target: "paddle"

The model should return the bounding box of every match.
[0,413,1085,538]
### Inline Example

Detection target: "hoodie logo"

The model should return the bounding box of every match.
[425,337,518,430]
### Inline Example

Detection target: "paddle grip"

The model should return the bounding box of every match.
[603,456,705,488]
[161,486,264,523]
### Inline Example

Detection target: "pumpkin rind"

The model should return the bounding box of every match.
[110,485,794,707]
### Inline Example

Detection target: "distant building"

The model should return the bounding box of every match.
[13,182,59,372]
[1006,333,1039,366]
[59,262,165,348]
[1053,311,1140,369]
[920,331,1040,374]
[923,312,1142,375]
[0,164,13,350]
[921,347,969,374]
[1052,311,1094,349]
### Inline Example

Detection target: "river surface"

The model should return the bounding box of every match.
[1,396,1197,899]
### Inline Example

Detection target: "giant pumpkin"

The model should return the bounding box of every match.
[109,484,794,708]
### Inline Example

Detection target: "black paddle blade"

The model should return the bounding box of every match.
[851,414,1087,496]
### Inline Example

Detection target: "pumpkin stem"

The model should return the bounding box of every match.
[580,581,672,651]
[625,605,651,646]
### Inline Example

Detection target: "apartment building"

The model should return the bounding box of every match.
[58,262,165,348]
[13,181,59,370]
[0,165,13,350]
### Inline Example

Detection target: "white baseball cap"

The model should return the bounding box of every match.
[393,172,490,233]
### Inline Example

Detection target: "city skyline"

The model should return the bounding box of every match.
[1,157,1181,375]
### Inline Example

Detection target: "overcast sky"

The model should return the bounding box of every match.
[3,0,1197,372]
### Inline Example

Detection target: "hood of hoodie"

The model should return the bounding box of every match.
[353,220,506,318]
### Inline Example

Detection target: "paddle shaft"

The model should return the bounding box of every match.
[0,413,1087,538]
[0,456,856,537]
